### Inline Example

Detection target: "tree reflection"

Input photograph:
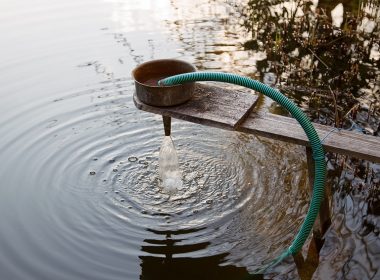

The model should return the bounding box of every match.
[240,2,380,278]
[241,0,379,132]
[139,228,258,280]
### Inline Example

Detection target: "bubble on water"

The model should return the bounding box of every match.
[108,159,116,163]
[128,156,138,162]
[120,199,125,202]
[104,191,108,194]
[141,210,147,214]
[139,160,148,166]
[113,168,118,172]
[114,190,119,194]
[103,179,107,182]
[89,171,96,175]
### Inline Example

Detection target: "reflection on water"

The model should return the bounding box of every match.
[239,1,380,279]
[0,0,379,279]
[139,229,252,280]
[240,0,380,131]
[166,0,261,75]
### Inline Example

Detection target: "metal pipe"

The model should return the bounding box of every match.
[163,116,171,136]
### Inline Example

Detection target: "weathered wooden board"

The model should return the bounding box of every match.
[134,83,380,163]
[238,113,380,163]
[134,83,259,130]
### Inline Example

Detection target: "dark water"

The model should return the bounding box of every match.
[0,0,379,279]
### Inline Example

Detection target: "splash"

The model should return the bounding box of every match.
[158,136,183,194]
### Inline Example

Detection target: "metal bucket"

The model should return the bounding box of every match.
[132,59,196,106]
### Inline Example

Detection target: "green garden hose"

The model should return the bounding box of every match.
[159,72,326,272]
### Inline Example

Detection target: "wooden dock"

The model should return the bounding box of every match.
[134,83,380,163]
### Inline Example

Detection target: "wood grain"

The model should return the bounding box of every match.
[238,113,380,163]
[134,83,259,130]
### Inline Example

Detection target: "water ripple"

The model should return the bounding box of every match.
[0,76,311,278]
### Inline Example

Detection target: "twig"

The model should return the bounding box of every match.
[367,102,373,123]
[343,103,360,121]
[324,35,347,46]
[328,85,339,127]
[308,48,330,69]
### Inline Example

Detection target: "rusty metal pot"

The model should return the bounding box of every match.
[132,59,196,106]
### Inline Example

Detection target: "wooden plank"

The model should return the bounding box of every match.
[134,83,380,163]
[134,83,259,131]
[237,113,380,163]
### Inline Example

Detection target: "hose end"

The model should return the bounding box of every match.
[157,79,166,86]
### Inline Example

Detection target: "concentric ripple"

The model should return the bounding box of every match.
[0,75,311,279]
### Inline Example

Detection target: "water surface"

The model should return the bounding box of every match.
[0,0,379,279]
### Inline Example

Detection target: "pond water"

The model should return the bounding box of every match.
[0,0,378,279]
